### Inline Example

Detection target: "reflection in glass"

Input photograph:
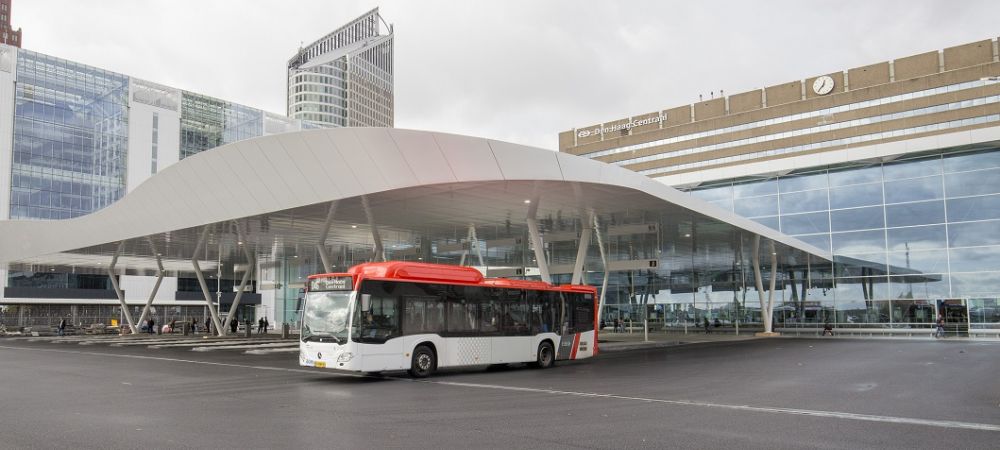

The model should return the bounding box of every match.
[951,272,1000,296]
[829,183,883,209]
[829,165,882,186]
[948,246,1000,273]
[946,194,1000,222]
[883,176,943,204]
[968,298,1000,327]
[888,249,949,274]
[886,225,946,251]
[944,168,1000,197]
[779,172,828,193]
[882,156,941,180]
[831,206,884,232]
[948,220,1000,247]
[832,229,886,254]
[11,49,129,219]
[944,150,1000,173]
[885,201,945,227]
[734,195,779,217]
[733,179,777,198]
[781,212,830,235]
[780,189,828,214]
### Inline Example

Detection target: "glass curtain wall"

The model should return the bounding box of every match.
[10,49,129,220]
[687,147,1000,329]
[179,92,263,159]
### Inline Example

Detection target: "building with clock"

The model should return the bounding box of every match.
[560,38,1000,335]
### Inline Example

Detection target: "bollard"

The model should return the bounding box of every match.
[281,323,290,339]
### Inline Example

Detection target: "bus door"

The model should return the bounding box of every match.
[555,292,576,360]
[355,293,403,370]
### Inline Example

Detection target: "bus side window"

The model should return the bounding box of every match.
[527,291,543,334]
[500,289,527,336]
[571,293,595,332]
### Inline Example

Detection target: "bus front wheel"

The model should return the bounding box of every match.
[532,341,555,369]
[409,345,436,378]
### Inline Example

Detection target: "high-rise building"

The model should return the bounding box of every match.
[287,8,394,127]
[562,38,1000,332]
[0,44,322,323]
[0,0,21,48]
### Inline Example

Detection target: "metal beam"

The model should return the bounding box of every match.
[593,213,610,325]
[316,201,338,273]
[361,195,385,262]
[222,221,255,335]
[108,241,138,334]
[192,226,224,336]
[525,198,550,283]
[571,212,593,285]
[135,237,165,331]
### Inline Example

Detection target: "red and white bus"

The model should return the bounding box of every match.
[299,261,598,377]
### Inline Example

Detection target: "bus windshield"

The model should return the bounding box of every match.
[302,291,353,344]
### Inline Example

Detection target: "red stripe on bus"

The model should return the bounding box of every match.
[570,333,581,359]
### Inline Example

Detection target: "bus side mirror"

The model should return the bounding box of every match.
[361,294,371,312]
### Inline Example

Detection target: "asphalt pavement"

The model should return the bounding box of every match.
[1,335,998,449]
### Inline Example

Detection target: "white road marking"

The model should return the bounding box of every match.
[3,344,999,432]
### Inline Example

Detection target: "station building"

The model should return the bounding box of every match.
[560,38,1000,334]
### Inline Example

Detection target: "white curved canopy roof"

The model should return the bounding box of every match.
[0,128,831,276]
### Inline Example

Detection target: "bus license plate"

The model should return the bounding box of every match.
[314,361,326,368]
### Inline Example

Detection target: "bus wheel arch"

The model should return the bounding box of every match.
[409,342,437,378]
[531,339,555,369]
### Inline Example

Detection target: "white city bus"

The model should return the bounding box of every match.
[300,261,598,377]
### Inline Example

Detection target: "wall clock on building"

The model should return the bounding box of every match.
[812,75,835,95]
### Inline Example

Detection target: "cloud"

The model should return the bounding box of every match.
[14,0,1000,150]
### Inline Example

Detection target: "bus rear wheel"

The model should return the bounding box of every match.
[531,341,555,369]
[409,345,436,378]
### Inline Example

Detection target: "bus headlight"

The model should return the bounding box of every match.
[337,352,354,362]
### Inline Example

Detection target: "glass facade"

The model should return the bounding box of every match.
[179,92,263,159]
[10,49,129,219]
[687,147,1000,330]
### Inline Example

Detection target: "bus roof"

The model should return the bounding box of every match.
[309,261,596,293]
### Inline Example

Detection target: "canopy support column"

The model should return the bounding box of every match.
[459,225,485,267]
[525,197,550,283]
[136,237,165,330]
[571,212,593,285]
[752,235,779,335]
[108,241,138,335]
[316,201,338,273]
[361,195,385,262]
[222,221,254,335]
[192,226,224,337]
[593,213,610,352]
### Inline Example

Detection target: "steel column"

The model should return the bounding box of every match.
[593,214,609,324]
[222,221,255,334]
[525,198,550,283]
[571,212,593,285]
[361,195,385,262]
[316,201,338,273]
[192,226,224,336]
[136,237,165,330]
[108,241,138,334]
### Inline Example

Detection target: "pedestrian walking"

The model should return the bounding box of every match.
[935,316,946,338]
[262,317,269,334]
[205,317,212,335]
[147,317,155,335]
[58,318,67,336]
[190,317,197,334]
[229,317,238,334]
[822,321,834,336]
[703,317,711,334]
[257,317,264,334]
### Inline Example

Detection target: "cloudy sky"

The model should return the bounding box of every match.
[14,0,1000,150]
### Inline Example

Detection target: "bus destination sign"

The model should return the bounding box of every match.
[309,276,353,292]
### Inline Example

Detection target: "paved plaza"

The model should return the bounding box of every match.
[1,335,998,449]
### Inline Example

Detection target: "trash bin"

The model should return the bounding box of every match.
[281,323,290,339]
